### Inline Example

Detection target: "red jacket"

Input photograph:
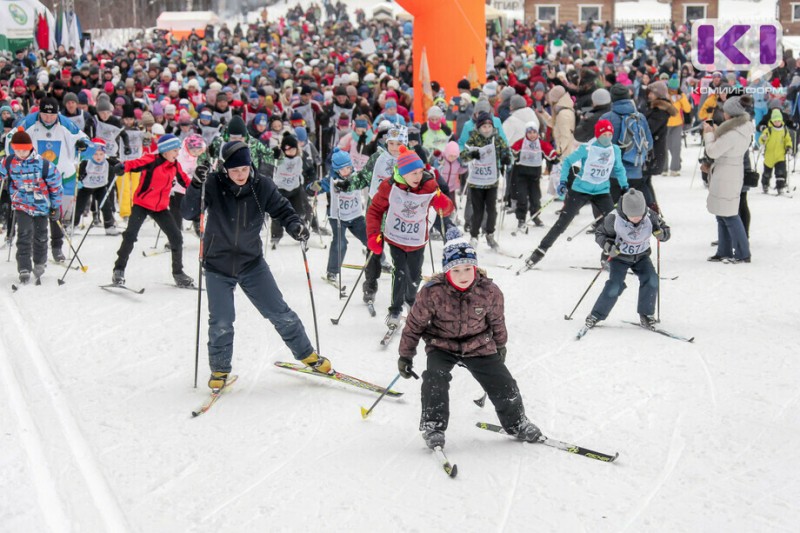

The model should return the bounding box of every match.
[511,138,557,159]
[125,154,189,212]
[366,171,454,252]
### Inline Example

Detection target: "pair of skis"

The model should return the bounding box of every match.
[576,320,694,343]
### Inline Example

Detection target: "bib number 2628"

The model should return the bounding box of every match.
[393,218,420,234]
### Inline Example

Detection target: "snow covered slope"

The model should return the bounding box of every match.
[1,140,799,531]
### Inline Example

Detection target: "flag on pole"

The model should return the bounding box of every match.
[419,47,434,119]
[466,58,479,90]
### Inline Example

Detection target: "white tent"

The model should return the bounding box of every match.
[156,11,220,35]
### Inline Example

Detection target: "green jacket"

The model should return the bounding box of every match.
[459,130,512,189]
[200,129,274,175]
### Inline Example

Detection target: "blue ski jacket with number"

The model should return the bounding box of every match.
[560,140,628,196]
[0,152,62,216]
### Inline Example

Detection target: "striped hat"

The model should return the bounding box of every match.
[442,227,478,272]
[157,134,181,154]
[396,145,424,176]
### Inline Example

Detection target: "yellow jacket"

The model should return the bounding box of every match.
[758,124,793,167]
[668,93,691,128]
[698,94,718,122]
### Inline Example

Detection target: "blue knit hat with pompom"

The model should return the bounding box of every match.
[331,147,353,172]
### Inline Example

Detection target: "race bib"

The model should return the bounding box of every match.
[466,143,498,186]
[274,157,303,191]
[96,120,122,157]
[368,150,396,198]
[614,213,653,255]
[582,144,614,185]
[83,161,108,188]
[519,140,543,167]
[383,185,435,247]
[330,188,362,222]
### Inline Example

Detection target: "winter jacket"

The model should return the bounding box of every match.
[10,113,89,183]
[758,124,793,168]
[600,99,654,180]
[399,271,507,358]
[0,153,61,216]
[574,104,611,143]
[181,167,302,277]
[459,130,512,189]
[436,156,468,191]
[667,93,692,128]
[703,114,754,216]
[201,129,273,177]
[549,92,578,158]
[510,138,557,165]
[124,154,190,212]
[366,170,454,252]
[644,98,678,176]
[595,207,669,262]
[457,116,509,150]
[502,107,540,146]
[560,139,628,195]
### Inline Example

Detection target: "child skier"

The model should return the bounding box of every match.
[525,120,629,268]
[1,129,62,283]
[585,189,671,329]
[75,139,119,235]
[265,133,315,248]
[758,109,793,194]
[397,227,542,450]
[173,134,206,230]
[111,134,194,288]
[365,146,454,326]
[510,122,557,229]
[459,111,512,249]
[181,141,332,389]
[322,148,380,297]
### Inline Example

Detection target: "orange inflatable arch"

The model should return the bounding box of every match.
[395,0,486,121]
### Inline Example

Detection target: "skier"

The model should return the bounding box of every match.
[264,133,315,248]
[397,227,542,450]
[758,109,793,194]
[365,145,454,326]
[459,111,512,249]
[0,129,62,283]
[510,122,557,229]
[74,138,119,235]
[524,120,629,268]
[111,134,194,288]
[181,141,332,389]
[584,189,671,330]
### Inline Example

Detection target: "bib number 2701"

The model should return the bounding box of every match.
[393,218,420,234]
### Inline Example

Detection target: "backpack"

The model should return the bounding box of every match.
[618,112,649,168]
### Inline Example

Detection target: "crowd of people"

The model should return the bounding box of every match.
[0,2,794,449]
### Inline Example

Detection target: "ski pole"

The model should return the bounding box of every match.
[336,218,343,298]
[360,372,405,419]
[529,196,556,222]
[566,212,604,242]
[657,240,661,323]
[564,263,607,320]
[6,209,14,262]
[55,220,87,271]
[59,175,120,284]
[427,236,435,275]
[300,240,321,354]
[150,228,162,250]
[331,251,374,325]
[193,176,208,389]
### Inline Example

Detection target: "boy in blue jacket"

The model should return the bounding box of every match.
[0,129,62,284]
[525,120,628,268]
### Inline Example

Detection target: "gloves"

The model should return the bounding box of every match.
[469,149,481,159]
[603,241,621,258]
[124,146,132,156]
[654,227,671,242]
[272,146,282,159]
[433,149,442,159]
[556,182,569,197]
[430,190,454,215]
[501,154,512,167]
[75,139,88,152]
[397,356,414,379]
[620,186,629,195]
[497,346,507,364]
[260,131,271,142]
[286,221,310,242]
[113,162,126,176]
[333,178,350,192]
[48,208,59,222]
[193,163,210,187]
[307,180,322,193]
[367,233,383,255]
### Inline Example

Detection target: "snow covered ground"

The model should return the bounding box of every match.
[1,139,799,532]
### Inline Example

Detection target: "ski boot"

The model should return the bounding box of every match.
[380,255,392,274]
[513,417,543,443]
[585,315,600,329]
[486,233,499,250]
[525,248,546,268]
[271,237,280,250]
[112,269,126,285]
[52,247,66,263]
[532,216,544,227]
[105,225,120,236]
[385,312,402,329]
[325,272,338,284]
[32,264,45,281]
[640,314,657,330]
[422,428,446,450]
[208,371,229,391]
[301,351,333,374]
[762,183,769,194]
[173,272,195,288]
[469,237,479,249]
[18,270,31,284]
[516,221,527,233]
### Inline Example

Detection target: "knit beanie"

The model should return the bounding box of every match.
[221,141,251,169]
[63,92,78,104]
[427,105,444,120]
[294,126,308,142]
[547,85,566,105]
[396,145,424,175]
[141,112,155,128]
[10,128,32,150]
[723,96,747,117]
[157,134,181,154]
[253,113,268,126]
[443,140,460,160]
[331,147,353,171]
[610,83,630,102]
[770,108,783,123]
[509,95,527,112]
[39,97,59,114]
[385,124,408,144]
[474,111,493,129]
[474,99,492,116]
[591,88,611,107]
[667,75,680,91]
[281,133,299,151]
[500,86,516,102]
[227,115,247,137]
[649,81,668,100]
[442,227,478,272]
[533,82,546,93]
[595,119,614,138]
[621,188,647,218]
[96,98,113,113]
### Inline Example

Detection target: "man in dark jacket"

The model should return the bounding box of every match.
[181,141,332,391]
[640,81,678,211]
[574,88,612,143]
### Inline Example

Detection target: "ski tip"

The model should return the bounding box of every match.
[449,464,458,478]
[57,279,65,286]
[688,337,696,343]
[330,318,339,325]
[360,406,370,419]
[190,410,201,418]
[80,266,89,272]
[564,315,572,321]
